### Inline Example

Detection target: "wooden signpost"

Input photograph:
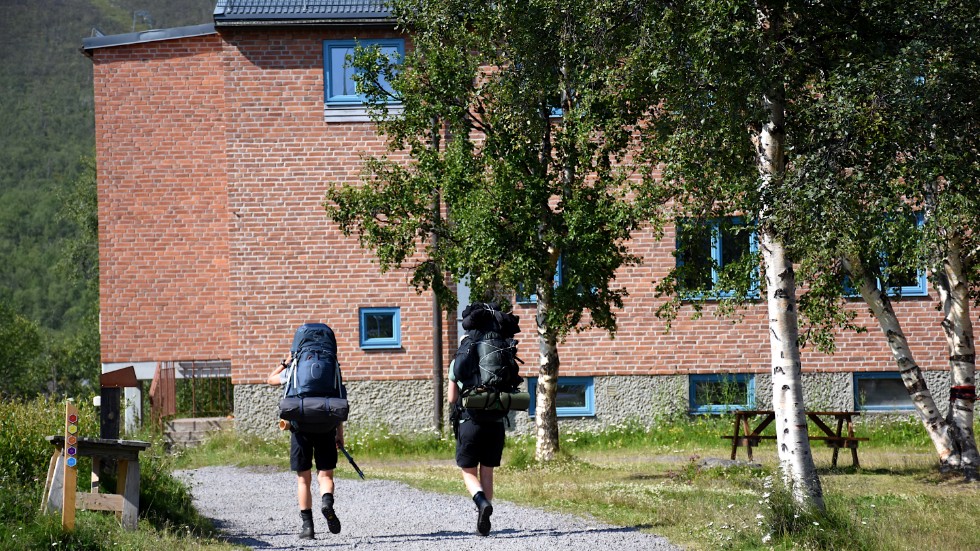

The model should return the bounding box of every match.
[62,400,80,530]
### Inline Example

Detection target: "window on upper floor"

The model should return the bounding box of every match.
[675,217,757,298]
[854,372,914,411]
[516,256,563,305]
[323,39,403,121]
[527,376,595,417]
[843,212,928,298]
[690,373,755,414]
[359,307,401,349]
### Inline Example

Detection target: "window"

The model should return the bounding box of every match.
[528,376,595,417]
[854,372,914,411]
[675,217,757,298]
[844,213,928,298]
[359,307,401,349]
[516,256,563,305]
[689,374,754,414]
[882,212,928,297]
[323,39,403,106]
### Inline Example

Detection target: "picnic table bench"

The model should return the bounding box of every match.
[722,410,869,467]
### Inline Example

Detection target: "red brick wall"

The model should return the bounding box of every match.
[92,35,231,363]
[520,225,949,379]
[219,28,443,384]
[91,29,950,388]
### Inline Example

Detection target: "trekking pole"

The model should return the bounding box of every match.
[339,445,365,479]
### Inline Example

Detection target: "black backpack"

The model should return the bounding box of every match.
[453,330,523,394]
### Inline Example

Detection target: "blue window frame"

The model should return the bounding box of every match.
[359,307,401,349]
[323,39,403,105]
[675,217,757,298]
[516,256,563,305]
[854,372,914,411]
[527,376,595,417]
[844,212,928,298]
[884,213,928,297]
[689,373,755,414]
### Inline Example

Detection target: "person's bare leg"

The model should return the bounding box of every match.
[296,470,315,539]
[318,469,341,534]
[478,466,494,500]
[461,466,484,495]
[297,470,313,509]
[463,465,493,536]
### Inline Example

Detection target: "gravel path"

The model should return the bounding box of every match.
[175,466,682,550]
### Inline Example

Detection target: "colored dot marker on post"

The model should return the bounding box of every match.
[67,446,77,456]
[68,414,78,424]
[68,424,78,435]
[67,435,77,445]
[66,457,77,468]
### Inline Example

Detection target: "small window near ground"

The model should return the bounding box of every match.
[359,307,401,349]
[689,373,754,414]
[528,376,595,417]
[854,372,913,411]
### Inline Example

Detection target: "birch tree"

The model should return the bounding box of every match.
[625,0,913,509]
[767,0,980,479]
[325,0,660,461]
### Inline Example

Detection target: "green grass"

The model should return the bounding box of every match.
[0,396,239,550]
[10,399,977,551]
[176,416,980,551]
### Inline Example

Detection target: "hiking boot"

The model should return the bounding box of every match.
[321,493,342,534]
[299,509,315,540]
[473,491,493,536]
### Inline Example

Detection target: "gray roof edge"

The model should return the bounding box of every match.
[82,23,217,53]
[214,17,395,27]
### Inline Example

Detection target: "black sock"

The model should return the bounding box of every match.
[321,493,334,508]
[300,509,313,520]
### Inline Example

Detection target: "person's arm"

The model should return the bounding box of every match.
[266,358,289,386]
[447,380,459,403]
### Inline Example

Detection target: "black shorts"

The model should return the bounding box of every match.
[290,429,338,472]
[455,419,505,468]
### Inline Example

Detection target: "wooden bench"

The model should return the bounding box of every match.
[41,435,151,530]
[722,410,869,467]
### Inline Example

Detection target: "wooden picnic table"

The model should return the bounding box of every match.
[723,410,869,467]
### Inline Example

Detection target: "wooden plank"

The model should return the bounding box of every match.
[120,459,140,530]
[76,492,124,512]
[40,450,60,513]
[45,454,65,514]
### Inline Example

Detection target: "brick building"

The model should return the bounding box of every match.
[83,1,952,436]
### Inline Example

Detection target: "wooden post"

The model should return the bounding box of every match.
[100,387,121,440]
[62,400,79,531]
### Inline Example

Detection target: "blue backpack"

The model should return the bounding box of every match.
[285,323,344,398]
[278,323,348,433]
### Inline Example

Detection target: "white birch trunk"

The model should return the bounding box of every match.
[934,234,980,480]
[760,232,824,509]
[842,255,957,467]
[753,51,824,507]
[534,282,561,462]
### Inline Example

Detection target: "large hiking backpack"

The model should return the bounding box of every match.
[453,330,522,393]
[278,323,349,433]
[453,330,529,421]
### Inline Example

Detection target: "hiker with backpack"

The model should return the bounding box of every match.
[448,303,530,536]
[268,322,348,540]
